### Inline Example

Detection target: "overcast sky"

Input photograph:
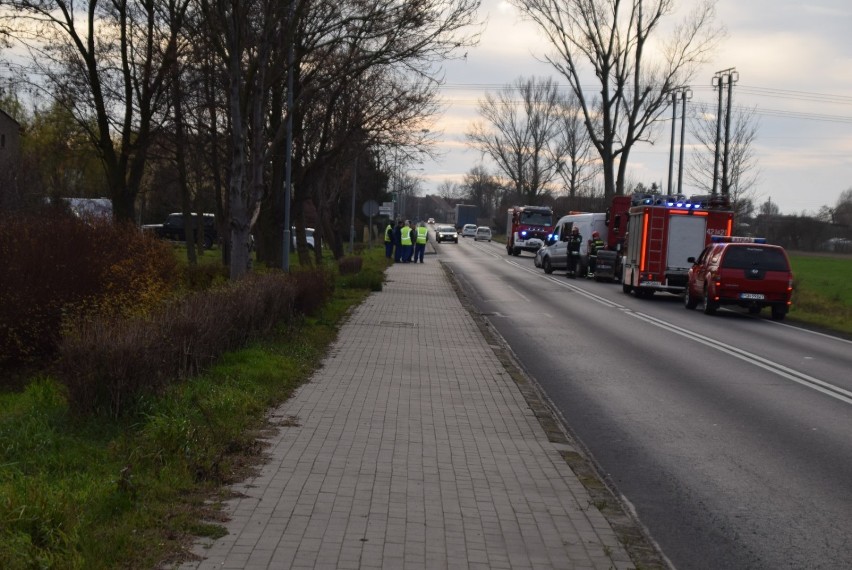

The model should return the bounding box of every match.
[417,0,852,215]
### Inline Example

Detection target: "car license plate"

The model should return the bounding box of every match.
[740,293,765,300]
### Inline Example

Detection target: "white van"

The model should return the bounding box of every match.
[538,213,608,275]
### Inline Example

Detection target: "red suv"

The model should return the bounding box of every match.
[685,237,793,320]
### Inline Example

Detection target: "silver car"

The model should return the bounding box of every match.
[461,224,477,238]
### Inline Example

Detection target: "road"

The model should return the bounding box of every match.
[436,235,852,570]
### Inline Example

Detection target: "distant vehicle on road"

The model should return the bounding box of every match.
[435,225,458,243]
[474,226,492,242]
[461,224,477,238]
[427,217,435,224]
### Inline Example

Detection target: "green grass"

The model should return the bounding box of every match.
[788,253,852,335]
[0,247,388,569]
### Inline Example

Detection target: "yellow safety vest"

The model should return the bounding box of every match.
[416,227,428,244]
[400,227,412,246]
[384,225,393,243]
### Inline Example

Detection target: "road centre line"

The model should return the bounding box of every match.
[629,311,852,406]
[501,257,851,405]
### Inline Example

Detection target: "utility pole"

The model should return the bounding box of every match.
[677,89,692,195]
[667,88,692,196]
[282,0,296,271]
[667,91,677,196]
[349,156,357,254]
[722,69,739,196]
[711,68,737,197]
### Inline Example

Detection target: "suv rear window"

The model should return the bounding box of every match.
[721,246,789,271]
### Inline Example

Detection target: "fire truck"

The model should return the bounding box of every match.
[588,195,633,281]
[620,194,733,297]
[506,205,554,256]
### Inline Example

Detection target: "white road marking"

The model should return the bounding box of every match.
[500,255,852,405]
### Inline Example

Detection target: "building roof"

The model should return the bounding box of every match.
[0,107,21,126]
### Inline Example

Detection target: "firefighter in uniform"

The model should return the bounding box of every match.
[414,222,428,263]
[384,221,394,259]
[567,226,583,278]
[587,230,605,277]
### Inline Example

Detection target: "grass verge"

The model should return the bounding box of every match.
[0,248,388,570]
[788,253,852,335]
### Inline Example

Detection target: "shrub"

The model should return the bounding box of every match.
[291,269,335,316]
[337,255,363,275]
[0,210,178,371]
[56,270,332,417]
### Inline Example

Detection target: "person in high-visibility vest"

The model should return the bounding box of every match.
[414,222,429,263]
[384,221,394,259]
[393,220,404,262]
[399,220,413,263]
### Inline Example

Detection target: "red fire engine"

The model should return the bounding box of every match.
[621,195,733,297]
[506,205,554,256]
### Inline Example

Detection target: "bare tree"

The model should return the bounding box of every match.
[196,0,481,277]
[555,92,598,197]
[832,188,852,227]
[461,165,500,218]
[467,76,564,205]
[510,0,723,201]
[687,103,760,224]
[438,179,463,201]
[4,0,191,222]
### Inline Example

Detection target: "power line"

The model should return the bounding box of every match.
[435,83,852,125]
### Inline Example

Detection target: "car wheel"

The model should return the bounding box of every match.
[771,305,787,321]
[543,258,553,274]
[512,247,521,256]
[684,289,698,310]
[703,287,718,315]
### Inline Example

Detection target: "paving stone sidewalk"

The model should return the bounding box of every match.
[179,261,634,569]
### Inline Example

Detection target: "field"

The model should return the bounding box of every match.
[788,253,852,335]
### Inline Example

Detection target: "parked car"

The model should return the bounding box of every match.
[474,226,492,242]
[461,224,477,238]
[534,244,549,268]
[435,225,458,243]
[291,227,316,251]
[684,236,793,320]
[142,212,217,249]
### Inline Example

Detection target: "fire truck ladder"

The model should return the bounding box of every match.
[647,212,666,264]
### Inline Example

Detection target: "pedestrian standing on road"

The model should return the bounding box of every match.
[400,220,413,263]
[587,231,605,277]
[414,222,428,263]
[384,221,394,259]
[393,220,404,263]
[567,226,583,278]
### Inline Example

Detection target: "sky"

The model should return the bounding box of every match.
[416,0,852,215]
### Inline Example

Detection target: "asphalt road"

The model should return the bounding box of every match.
[437,235,852,570]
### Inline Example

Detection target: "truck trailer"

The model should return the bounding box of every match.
[454,204,479,230]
